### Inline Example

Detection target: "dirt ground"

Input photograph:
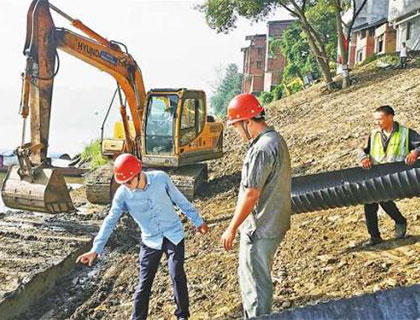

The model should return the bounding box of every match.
[10,56,420,319]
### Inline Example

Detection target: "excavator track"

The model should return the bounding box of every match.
[84,163,114,205]
[85,163,208,204]
[164,163,208,201]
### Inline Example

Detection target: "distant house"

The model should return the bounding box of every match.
[241,34,266,94]
[241,20,293,94]
[345,0,395,67]
[388,0,420,51]
[350,18,396,66]
[346,0,420,67]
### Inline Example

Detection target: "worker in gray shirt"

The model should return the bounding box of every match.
[221,93,291,319]
[359,105,420,246]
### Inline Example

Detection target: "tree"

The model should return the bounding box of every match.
[198,0,336,90]
[210,63,242,117]
[332,0,368,88]
[276,1,337,83]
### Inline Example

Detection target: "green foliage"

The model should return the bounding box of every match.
[305,0,337,61]
[415,56,420,68]
[197,0,276,33]
[81,139,108,169]
[200,0,337,85]
[258,91,274,105]
[210,63,243,116]
[272,83,284,100]
[289,80,304,94]
[360,53,378,66]
[376,53,400,65]
[278,1,337,82]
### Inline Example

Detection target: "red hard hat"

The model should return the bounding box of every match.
[113,153,142,184]
[227,93,264,126]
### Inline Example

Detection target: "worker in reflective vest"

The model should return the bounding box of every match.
[359,105,420,247]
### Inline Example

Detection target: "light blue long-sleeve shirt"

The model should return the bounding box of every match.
[91,170,204,254]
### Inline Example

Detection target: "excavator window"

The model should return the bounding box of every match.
[145,95,177,155]
[180,97,205,146]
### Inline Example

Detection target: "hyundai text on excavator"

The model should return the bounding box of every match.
[1,0,223,213]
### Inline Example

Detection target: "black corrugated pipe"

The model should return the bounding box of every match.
[292,161,420,214]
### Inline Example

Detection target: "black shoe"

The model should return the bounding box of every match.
[362,237,383,248]
[395,222,407,239]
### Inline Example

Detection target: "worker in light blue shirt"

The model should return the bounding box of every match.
[76,154,208,320]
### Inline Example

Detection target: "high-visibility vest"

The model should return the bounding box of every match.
[370,124,409,164]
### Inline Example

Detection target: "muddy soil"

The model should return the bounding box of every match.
[7,57,420,319]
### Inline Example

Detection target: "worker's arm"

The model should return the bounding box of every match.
[221,148,273,250]
[163,172,208,234]
[76,188,126,266]
[359,134,372,169]
[406,129,420,165]
[221,187,261,250]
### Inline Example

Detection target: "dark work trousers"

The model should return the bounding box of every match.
[400,56,408,69]
[132,237,189,320]
[364,201,407,238]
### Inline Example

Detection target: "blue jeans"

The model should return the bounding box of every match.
[238,234,282,319]
[132,238,189,320]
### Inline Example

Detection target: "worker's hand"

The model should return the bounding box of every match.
[76,251,97,267]
[220,226,237,251]
[405,150,419,166]
[197,223,209,235]
[360,157,372,169]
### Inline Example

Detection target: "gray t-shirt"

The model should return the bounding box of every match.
[239,126,291,239]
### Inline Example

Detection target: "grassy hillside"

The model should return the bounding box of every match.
[69,58,420,319]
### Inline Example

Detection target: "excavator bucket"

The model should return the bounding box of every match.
[1,165,76,213]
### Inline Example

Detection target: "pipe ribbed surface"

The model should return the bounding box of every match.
[292,161,420,214]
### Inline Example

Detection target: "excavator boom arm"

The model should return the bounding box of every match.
[1,0,148,214]
[23,0,146,163]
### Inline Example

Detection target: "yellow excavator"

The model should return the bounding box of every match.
[1,0,223,213]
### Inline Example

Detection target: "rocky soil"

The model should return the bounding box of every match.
[14,56,420,319]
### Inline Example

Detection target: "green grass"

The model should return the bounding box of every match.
[81,139,109,169]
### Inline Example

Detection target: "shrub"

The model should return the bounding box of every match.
[258,91,274,105]
[81,139,108,169]
[272,83,284,100]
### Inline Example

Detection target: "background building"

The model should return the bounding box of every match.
[241,34,266,94]
[264,20,294,92]
[389,0,420,51]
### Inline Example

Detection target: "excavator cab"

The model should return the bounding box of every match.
[142,89,223,168]
[103,88,223,168]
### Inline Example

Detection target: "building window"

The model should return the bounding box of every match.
[377,35,384,53]
[180,97,205,146]
[360,30,366,39]
[257,48,264,56]
[357,50,363,62]
[406,22,412,40]
[369,28,375,37]
[256,61,263,69]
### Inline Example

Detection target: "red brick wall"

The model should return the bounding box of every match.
[349,33,357,68]
[365,31,375,59]
[266,22,290,73]
[265,21,292,89]
[242,35,266,93]
[385,25,396,53]
[252,75,265,93]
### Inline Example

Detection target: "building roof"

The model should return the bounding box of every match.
[267,19,296,25]
[245,34,266,40]
[352,17,387,32]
